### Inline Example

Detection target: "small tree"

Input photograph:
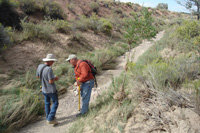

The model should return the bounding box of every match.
[176,0,200,20]
[124,8,157,46]
[157,3,168,10]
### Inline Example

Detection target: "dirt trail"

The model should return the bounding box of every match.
[16,31,165,133]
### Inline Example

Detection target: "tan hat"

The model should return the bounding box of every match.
[43,54,57,62]
[65,54,77,61]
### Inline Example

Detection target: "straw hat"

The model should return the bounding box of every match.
[42,54,57,62]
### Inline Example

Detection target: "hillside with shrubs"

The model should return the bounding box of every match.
[1,0,200,132]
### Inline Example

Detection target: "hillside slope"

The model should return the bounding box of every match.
[0,0,193,132]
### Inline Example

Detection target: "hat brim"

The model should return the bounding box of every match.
[43,58,57,62]
[65,58,71,61]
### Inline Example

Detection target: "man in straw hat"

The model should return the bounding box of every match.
[36,54,59,126]
[66,54,94,117]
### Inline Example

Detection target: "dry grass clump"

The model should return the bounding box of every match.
[0,88,43,133]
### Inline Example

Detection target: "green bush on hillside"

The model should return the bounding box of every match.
[87,13,101,34]
[19,0,39,14]
[72,15,89,31]
[90,1,99,13]
[176,20,200,39]
[99,18,112,35]
[0,0,19,8]
[0,24,12,52]
[143,59,180,89]
[42,0,64,19]
[113,8,123,14]
[156,3,168,10]
[54,19,71,34]
[20,18,55,41]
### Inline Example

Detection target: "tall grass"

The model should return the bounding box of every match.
[0,88,43,133]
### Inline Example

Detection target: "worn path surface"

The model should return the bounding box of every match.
[16,31,165,133]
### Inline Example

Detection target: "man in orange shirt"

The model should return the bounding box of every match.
[66,54,94,117]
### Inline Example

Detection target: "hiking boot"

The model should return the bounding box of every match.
[46,117,57,123]
[76,113,86,118]
[47,119,58,126]
[76,113,82,117]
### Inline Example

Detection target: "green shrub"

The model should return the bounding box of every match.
[143,59,180,89]
[156,3,168,10]
[176,20,200,39]
[42,0,63,19]
[7,0,19,8]
[114,8,123,14]
[87,13,101,34]
[66,2,75,12]
[141,52,200,90]
[99,18,112,35]
[72,15,89,31]
[54,19,71,34]
[0,24,12,52]
[20,17,55,41]
[126,2,132,7]
[90,1,99,13]
[19,0,39,14]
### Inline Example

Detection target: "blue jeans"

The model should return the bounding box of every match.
[80,79,94,114]
[42,91,59,121]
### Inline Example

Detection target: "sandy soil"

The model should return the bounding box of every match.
[16,31,166,133]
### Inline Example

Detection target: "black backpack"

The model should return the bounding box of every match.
[77,60,98,87]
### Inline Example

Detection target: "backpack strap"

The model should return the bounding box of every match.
[40,65,47,81]
[94,75,98,88]
[75,60,98,88]
[75,60,92,73]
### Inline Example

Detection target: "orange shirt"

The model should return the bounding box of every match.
[74,60,94,83]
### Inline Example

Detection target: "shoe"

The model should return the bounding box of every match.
[76,113,84,118]
[47,119,58,126]
[46,117,57,123]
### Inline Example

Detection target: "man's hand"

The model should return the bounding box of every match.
[49,76,59,83]
[77,80,82,86]
[54,76,59,81]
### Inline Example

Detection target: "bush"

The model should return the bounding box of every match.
[0,24,12,53]
[114,8,123,14]
[42,0,64,19]
[72,15,89,31]
[90,1,99,13]
[54,19,71,34]
[87,13,101,34]
[99,18,112,35]
[157,3,168,10]
[176,20,200,39]
[19,0,39,14]
[143,59,180,89]
[20,17,55,41]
